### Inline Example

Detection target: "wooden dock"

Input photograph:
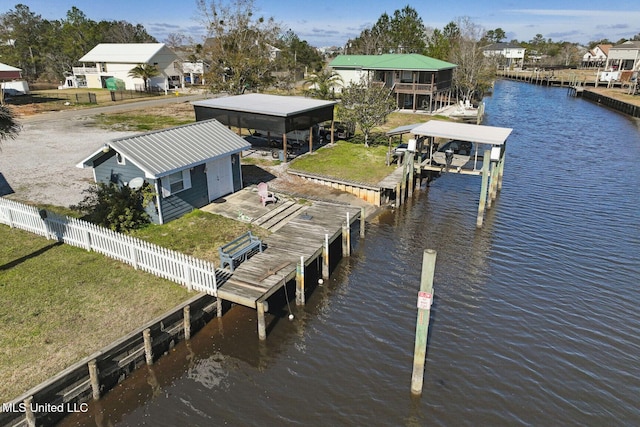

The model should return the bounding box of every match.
[216,201,362,339]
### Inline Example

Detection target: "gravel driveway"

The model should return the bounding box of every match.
[0,114,135,208]
[0,95,206,208]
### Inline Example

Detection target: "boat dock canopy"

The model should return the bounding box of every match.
[386,123,424,137]
[411,120,513,145]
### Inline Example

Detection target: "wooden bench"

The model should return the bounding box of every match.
[219,231,263,272]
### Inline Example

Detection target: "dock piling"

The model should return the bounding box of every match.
[257,300,267,340]
[476,149,491,228]
[143,329,153,365]
[88,359,100,400]
[183,305,191,340]
[296,256,305,305]
[410,249,437,395]
[322,233,329,279]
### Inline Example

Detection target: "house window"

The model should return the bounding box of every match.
[115,152,125,165]
[161,170,192,197]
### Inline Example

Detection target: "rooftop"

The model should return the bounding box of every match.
[329,54,456,71]
[192,94,337,117]
[78,119,250,178]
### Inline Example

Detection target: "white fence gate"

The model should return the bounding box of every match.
[0,198,217,296]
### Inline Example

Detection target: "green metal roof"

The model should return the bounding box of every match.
[329,54,456,71]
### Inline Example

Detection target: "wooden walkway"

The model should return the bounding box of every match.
[216,201,362,338]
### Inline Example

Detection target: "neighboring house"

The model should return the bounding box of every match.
[181,61,209,85]
[582,44,611,68]
[605,41,640,71]
[482,42,526,68]
[328,54,457,112]
[0,62,21,80]
[69,43,181,91]
[77,120,250,224]
[0,62,29,96]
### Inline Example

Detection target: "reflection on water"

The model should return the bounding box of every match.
[60,81,640,426]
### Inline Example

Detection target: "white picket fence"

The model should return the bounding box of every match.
[0,198,217,296]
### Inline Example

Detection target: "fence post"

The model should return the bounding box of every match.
[183,257,192,291]
[6,206,14,227]
[130,241,138,269]
[84,226,92,251]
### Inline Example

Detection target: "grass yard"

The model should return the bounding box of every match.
[130,210,269,265]
[0,225,193,402]
[290,141,396,184]
[0,208,267,402]
[289,111,444,184]
[93,102,196,131]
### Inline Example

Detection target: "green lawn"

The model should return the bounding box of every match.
[130,210,269,265]
[0,225,193,402]
[0,208,269,402]
[290,141,396,184]
[288,112,450,184]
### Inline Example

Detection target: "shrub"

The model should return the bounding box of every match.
[72,182,155,232]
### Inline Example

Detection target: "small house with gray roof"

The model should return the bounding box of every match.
[328,54,457,112]
[77,119,250,224]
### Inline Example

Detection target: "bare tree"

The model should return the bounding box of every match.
[196,0,281,94]
[449,17,493,102]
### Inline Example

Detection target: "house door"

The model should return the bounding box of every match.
[205,157,233,201]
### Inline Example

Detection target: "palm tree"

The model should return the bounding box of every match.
[0,105,21,143]
[304,68,343,100]
[128,63,160,92]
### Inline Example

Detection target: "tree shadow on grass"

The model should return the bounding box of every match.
[0,242,63,271]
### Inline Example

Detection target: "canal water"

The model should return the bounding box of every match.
[60,80,640,426]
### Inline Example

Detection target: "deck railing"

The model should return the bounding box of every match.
[393,82,436,93]
[0,198,218,295]
[72,66,99,74]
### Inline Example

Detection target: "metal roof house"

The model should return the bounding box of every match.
[70,43,181,91]
[328,54,457,112]
[77,120,250,224]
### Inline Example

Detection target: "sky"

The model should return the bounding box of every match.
[4,0,640,47]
